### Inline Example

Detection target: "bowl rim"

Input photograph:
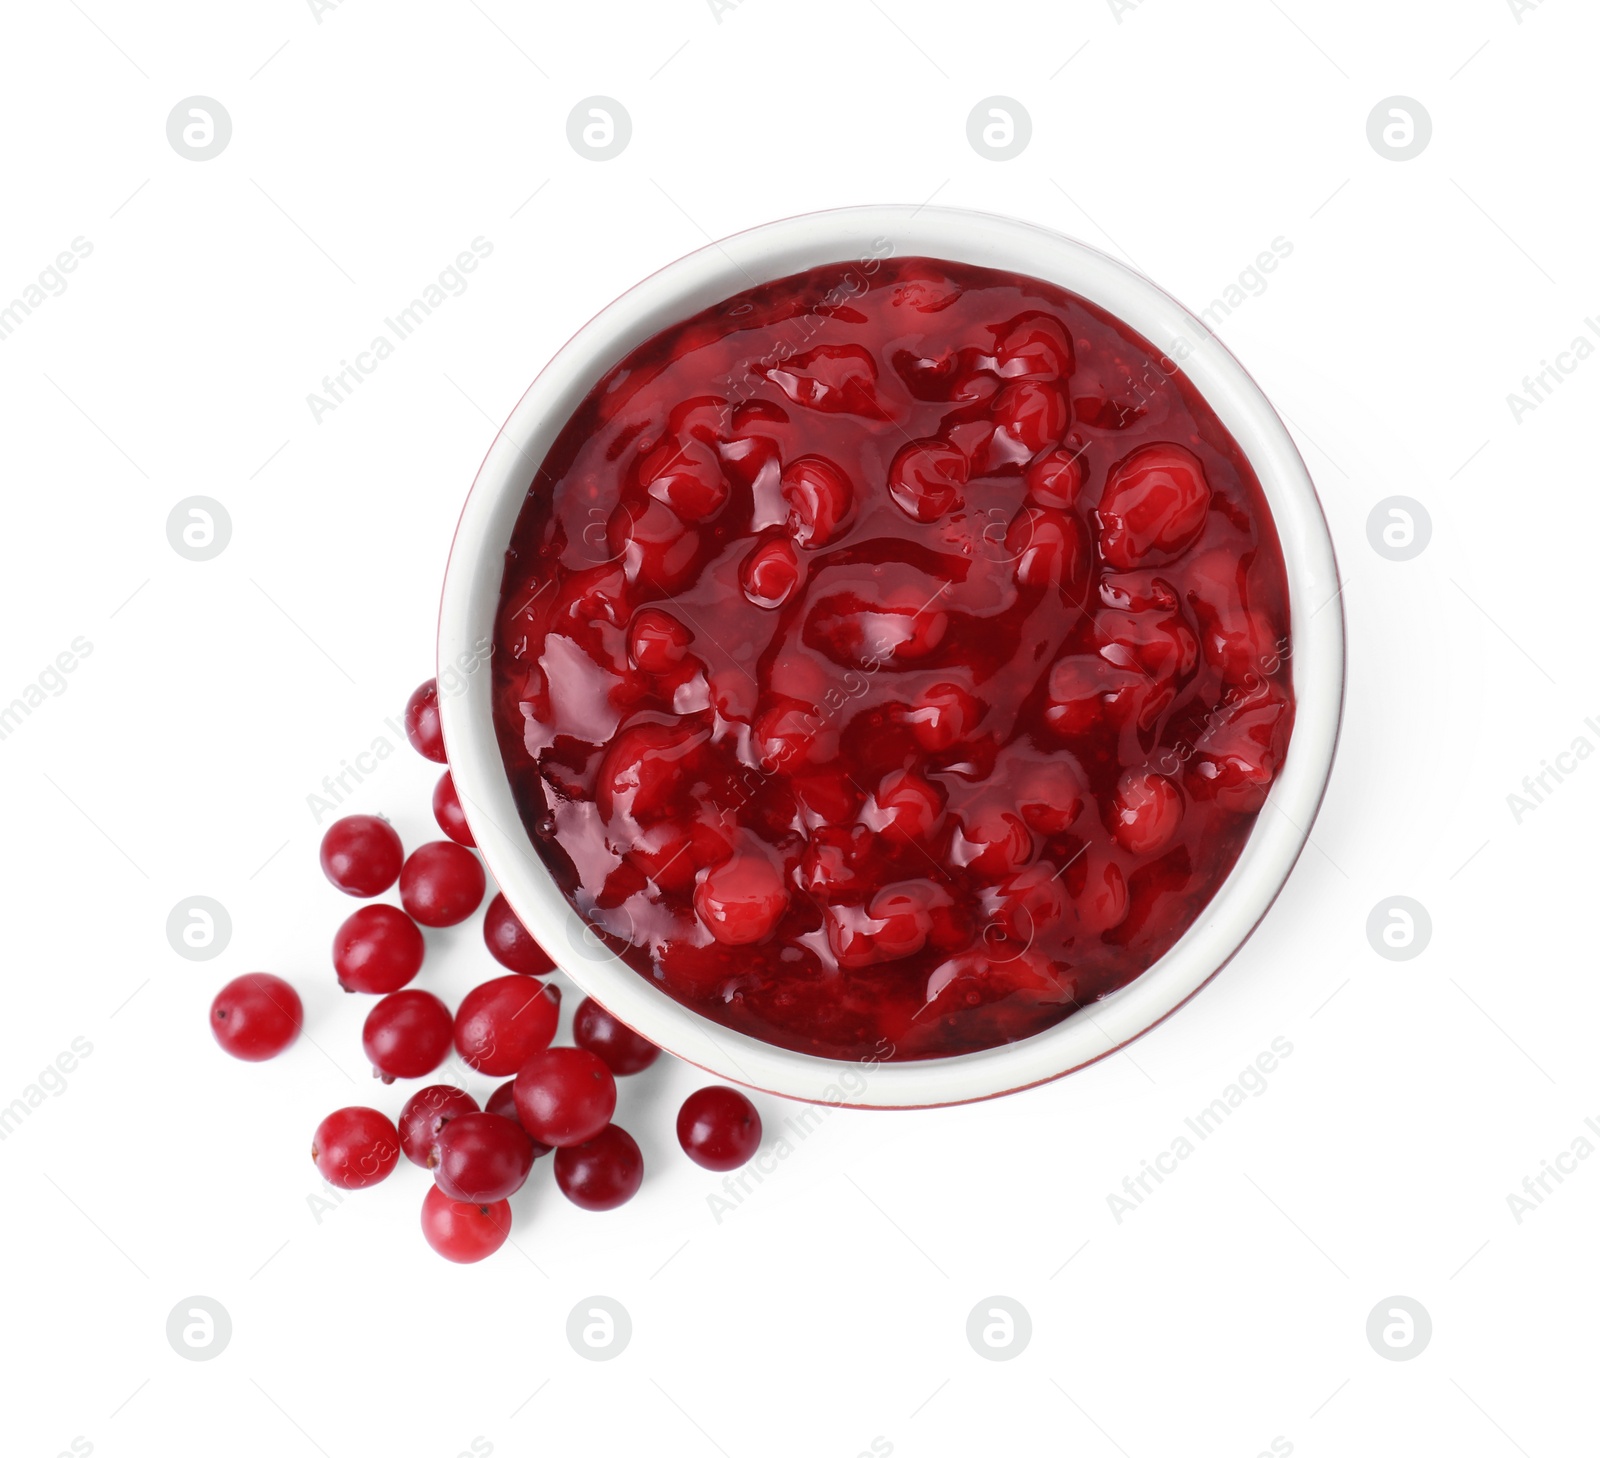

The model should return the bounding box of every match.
[437,203,1345,1109]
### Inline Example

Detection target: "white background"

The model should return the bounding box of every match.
[1,1,1594,1454]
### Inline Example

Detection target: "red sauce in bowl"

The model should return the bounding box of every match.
[492,256,1294,1061]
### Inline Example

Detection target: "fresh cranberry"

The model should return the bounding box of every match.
[362,989,453,1082]
[431,772,476,848]
[431,1112,536,1202]
[513,1047,617,1147]
[319,815,403,897]
[554,1125,644,1211]
[452,975,560,1076]
[573,997,661,1075]
[676,1086,762,1171]
[311,1107,399,1189]
[397,1084,478,1167]
[482,893,557,976]
[404,679,447,763]
[693,853,788,946]
[420,1185,511,1264]
[399,841,485,927]
[1096,444,1212,569]
[210,973,302,1061]
[332,904,425,994]
[485,1080,554,1156]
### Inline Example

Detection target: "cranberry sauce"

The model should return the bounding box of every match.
[491,256,1294,1061]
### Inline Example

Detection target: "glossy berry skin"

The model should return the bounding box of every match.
[432,772,476,848]
[319,815,403,898]
[676,1086,762,1171]
[332,904,425,994]
[513,1047,617,1148]
[311,1107,400,1190]
[452,976,560,1076]
[398,1084,479,1167]
[405,679,447,763]
[210,973,302,1062]
[554,1125,643,1211]
[573,997,660,1076]
[399,842,486,927]
[482,893,556,976]
[362,989,453,1082]
[420,1185,511,1264]
[432,1112,536,1202]
[486,1081,554,1156]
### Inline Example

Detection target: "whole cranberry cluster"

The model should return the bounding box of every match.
[208,678,763,1263]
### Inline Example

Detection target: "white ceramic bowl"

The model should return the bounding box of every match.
[438,204,1343,1109]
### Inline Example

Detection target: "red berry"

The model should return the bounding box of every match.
[1026,445,1086,509]
[1015,759,1085,833]
[311,1106,399,1190]
[405,679,447,762]
[888,438,968,521]
[676,1086,762,1172]
[319,815,403,897]
[452,975,560,1076]
[362,989,453,1082]
[866,769,945,845]
[1097,444,1212,570]
[397,1084,479,1167]
[991,381,1069,459]
[1110,770,1183,854]
[780,455,855,546]
[482,893,556,976]
[209,973,302,1062]
[641,435,729,520]
[950,804,1033,879]
[513,1047,617,1148]
[432,1112,536,1201]
[486,1081,554,1156]
[399,842,486,927]
[432,772,476,848]
[572,998,661,1075]
[739,537,803,609]
[628,608,693,673]
[693,853,788,946]
[905,682,982,753]
[998,312,1074,381]
[332,904,425,994]
[554,1125,644,1211]
[420,1185,511,1264]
